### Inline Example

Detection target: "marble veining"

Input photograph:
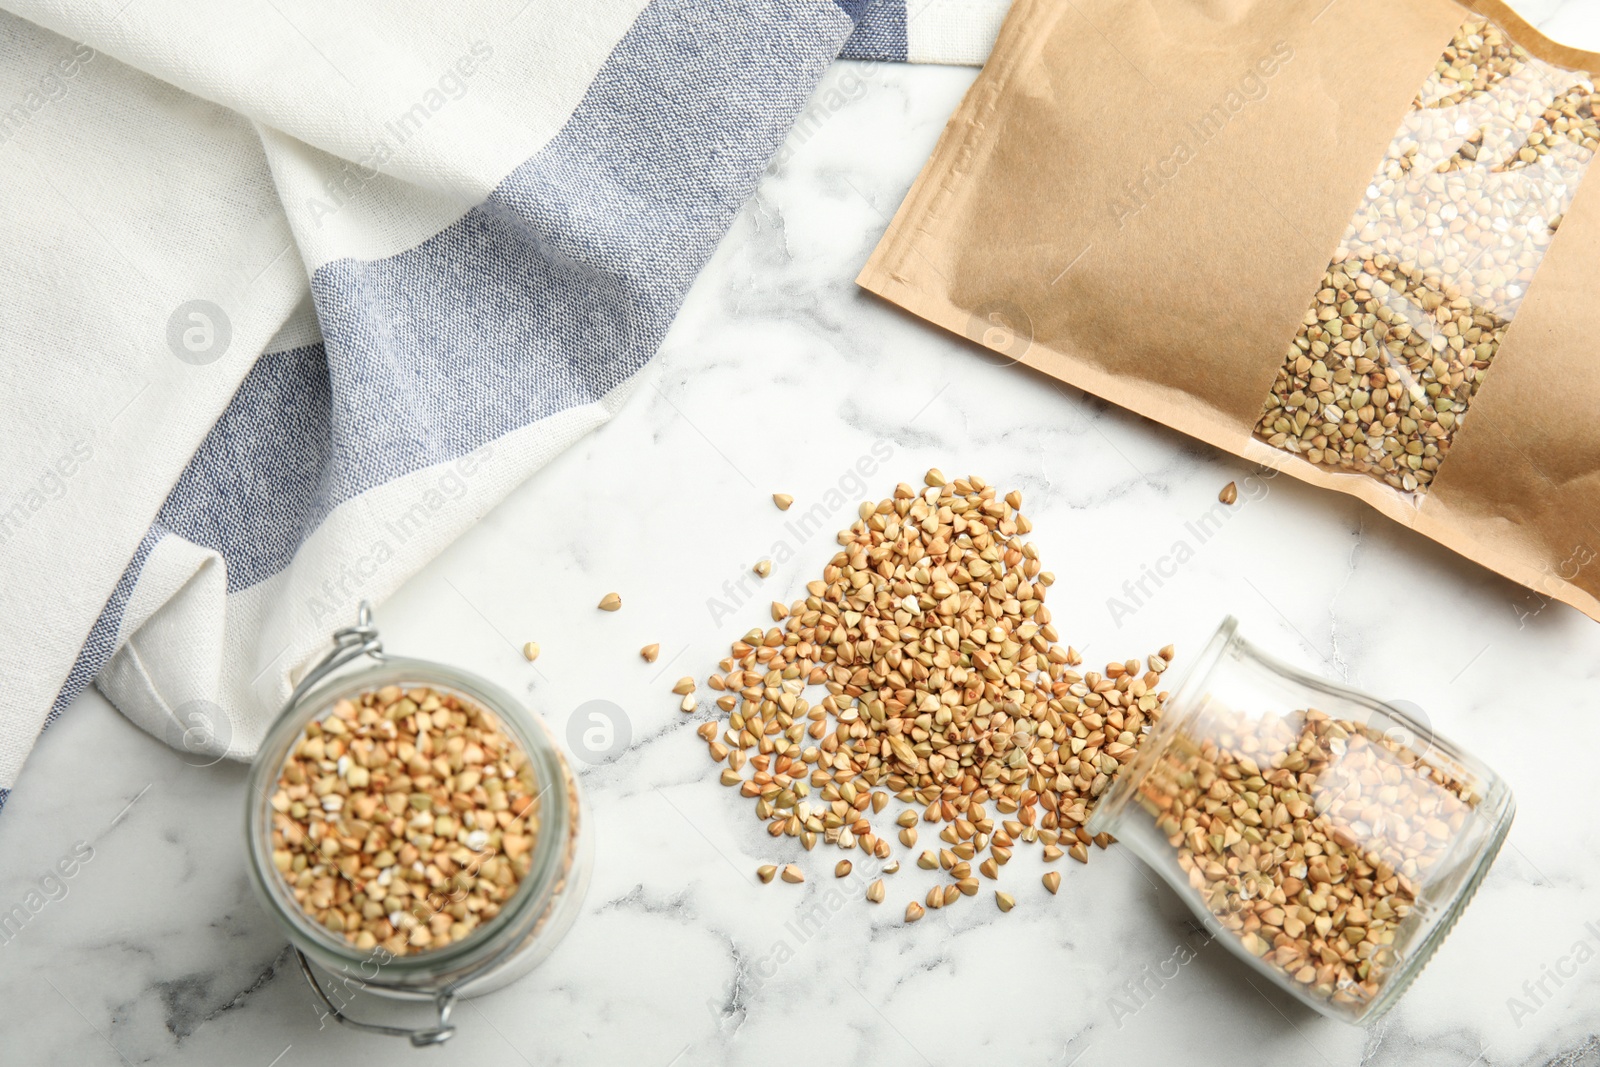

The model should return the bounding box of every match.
[4,5,1600,1063]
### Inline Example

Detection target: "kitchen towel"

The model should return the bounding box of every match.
[0,0,1011,815]
[843,0,1013,64]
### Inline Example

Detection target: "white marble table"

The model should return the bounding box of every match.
[6,8,1600,1062]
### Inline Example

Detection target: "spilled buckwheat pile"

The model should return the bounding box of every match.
[1138,708,1480,1012]
[696,470,1174,920]
[1256,17,1600,493]
[269,685,541,955]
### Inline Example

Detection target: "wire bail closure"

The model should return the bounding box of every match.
[283,601,459,1047]
[295,948,457,1047]
[289,600,385,710]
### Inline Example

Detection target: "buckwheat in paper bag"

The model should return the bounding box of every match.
[858,0,1600,624]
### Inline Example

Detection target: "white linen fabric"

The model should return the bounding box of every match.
[841,0,1012,64]
[0,0,1012,815]
[0,0,1019,815]
[0,0,872,813]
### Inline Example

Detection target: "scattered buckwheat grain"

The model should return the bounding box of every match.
[696,470,1174,921]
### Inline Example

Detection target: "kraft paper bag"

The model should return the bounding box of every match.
[859,0,1600,625]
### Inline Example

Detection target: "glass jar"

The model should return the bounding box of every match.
[244,605,592,1046]
[1087,617,1514,1023]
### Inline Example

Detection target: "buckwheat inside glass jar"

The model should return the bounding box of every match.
[245,604,591,1046]
[1087,617,1514,1023]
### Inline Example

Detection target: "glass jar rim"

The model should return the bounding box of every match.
[245,654,570,988]
[1085,615,1240,838]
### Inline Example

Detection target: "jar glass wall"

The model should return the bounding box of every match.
[245,644,591,1042]
[1087,617,1513,1023]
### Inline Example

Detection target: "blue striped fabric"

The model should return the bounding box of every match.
[146,345,332,595]
[17,0,897,817]
[14,526,164,813]
[841,0,908,61]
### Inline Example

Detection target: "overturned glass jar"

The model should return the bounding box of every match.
[1088,617,1514,1023]
[244,604,592,1045]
